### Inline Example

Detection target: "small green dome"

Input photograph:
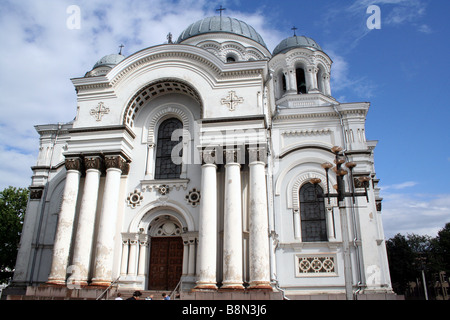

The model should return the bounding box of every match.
[177,16,267,48]
[93,53,125,69]
[273,36,322,55]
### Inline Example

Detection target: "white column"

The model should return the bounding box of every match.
[222,149,244,290]
[128,236,139,276]
[248,148,271,290]
[91,155,126,286]
[71,156,102,286]
[48,157,82,285]
[293,210,302,240]
[195,151,218,290]
[182,239,189,276]
[286,68,297,94]
[324,73,332,96]
[188,238,196,276]
[305,66,319,93]
[120,238,129,276]
[145,143,155,178]
[137,236,149,276]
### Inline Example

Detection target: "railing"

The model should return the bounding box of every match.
[170,279,182,300]
[96,277,121,300]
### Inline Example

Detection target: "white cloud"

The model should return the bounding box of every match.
[327,49,377,100]
[380,181,418,191]
[381,192,450,238]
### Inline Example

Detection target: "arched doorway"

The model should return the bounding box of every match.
[147,216,183,290]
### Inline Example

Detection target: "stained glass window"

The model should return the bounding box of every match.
[155,118,183,179]
[299,183,327,242]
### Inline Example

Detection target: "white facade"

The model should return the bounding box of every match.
[12,16,393,298]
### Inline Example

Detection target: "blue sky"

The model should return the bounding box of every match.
[0,0,448,238]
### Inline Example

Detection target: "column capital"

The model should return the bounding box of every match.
[104,155,127,171]
[84,155,103,171]
[65,157,83,172]
[224,147,243,164]
[29,186,44,200]
[248,146,267,164]
[201,149,218,165]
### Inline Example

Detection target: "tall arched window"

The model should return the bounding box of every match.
[155,118,183,179]
[299,183,327,242]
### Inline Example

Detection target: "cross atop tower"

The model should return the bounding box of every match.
[291,26,298,36]
[119,44,124,55]
[216,5,226,17]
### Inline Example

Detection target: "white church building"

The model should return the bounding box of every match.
[11,15,395,299]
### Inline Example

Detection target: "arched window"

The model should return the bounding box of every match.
[155,118,183,179]
[299,183,327,242]
[296,67,307,94]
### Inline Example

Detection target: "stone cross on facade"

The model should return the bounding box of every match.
[90,102,110,121]
[221,91,243,111]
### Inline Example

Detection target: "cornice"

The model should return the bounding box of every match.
[107,45,267,87]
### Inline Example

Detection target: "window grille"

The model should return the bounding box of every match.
[155,118,183,179]
[299,183,327,242]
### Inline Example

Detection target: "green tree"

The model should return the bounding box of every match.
[386,233,416,294]
[0,186,29,283]
[433,223,450,273]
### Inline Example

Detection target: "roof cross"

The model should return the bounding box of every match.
[291,26,298,36]
[216,5,226,17]
[119,44,124,55]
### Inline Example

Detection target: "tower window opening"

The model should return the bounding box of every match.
[296,68,307,94]
[226,54,237,63]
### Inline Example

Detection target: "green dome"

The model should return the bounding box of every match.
[93,53,125,69]
[273,36,322,55]
[177,16,267,48]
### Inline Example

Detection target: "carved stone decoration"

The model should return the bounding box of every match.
[127,190,144,209]
[248,146,267,163]
[65,157,83,172]
[295,255,337,277]
[221,90,244,111]
[84,156,103,171]
[29,186,44,200]
[153,221,182,237]
[224,148,243,164]
[90,102,110,121]
[158,185,170,195]
[202,149,217,165]
[104,155,128,174]
[185,188,201,207]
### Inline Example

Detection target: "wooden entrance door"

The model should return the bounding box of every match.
[148,237,183,290]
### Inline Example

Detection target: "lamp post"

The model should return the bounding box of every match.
[310,146,371,300]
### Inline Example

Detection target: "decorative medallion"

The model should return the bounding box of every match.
[158,185,170,195]
[90,102,110,121]
[127,189,144,208]
[185,188,201,207]
[221,90,243,111]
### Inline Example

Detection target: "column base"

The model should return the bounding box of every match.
[191,285,217,292]
[192,283,218,291]
[248,281,273,291]
[220,283,245,291]
[46,279,66,286]
[90,280,111,287]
